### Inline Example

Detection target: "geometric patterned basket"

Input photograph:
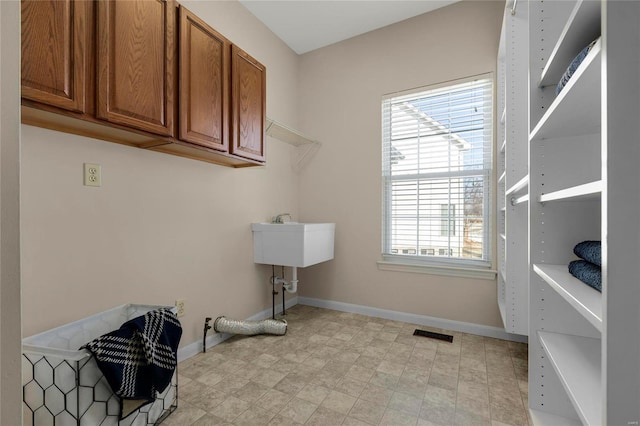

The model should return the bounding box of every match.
[22,304,178,426]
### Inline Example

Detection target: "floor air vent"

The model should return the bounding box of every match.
[413,329,454,343]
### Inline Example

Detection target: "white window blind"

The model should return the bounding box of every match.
[382,76,493,268]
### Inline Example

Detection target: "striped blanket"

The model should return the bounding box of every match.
[82,308,182,418]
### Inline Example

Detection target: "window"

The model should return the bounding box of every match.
[440,204,456,237]
[381,76,493,269]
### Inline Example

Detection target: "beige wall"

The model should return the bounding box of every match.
[21,0,506,354]
[20,1,301,349]
[296,1,505,327]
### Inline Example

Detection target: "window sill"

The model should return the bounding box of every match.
[376,260,497,280]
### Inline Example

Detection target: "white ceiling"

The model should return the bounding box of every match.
[239,0,460,54]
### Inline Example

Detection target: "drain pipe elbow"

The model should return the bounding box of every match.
[283,279,298,293]
[283,267,298,293]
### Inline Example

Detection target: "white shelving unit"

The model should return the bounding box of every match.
[506,174,529,197]
[496,1,529,336]
[496,13,507,337]
[265,118,320,172]
[539,180,602,203]
[527,1,640,424]
[533,264,602,331]
[538,332,602,425]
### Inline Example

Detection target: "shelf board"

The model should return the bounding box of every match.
[500,139,506,153]
[538,331,602,426]
[539,0,601,88]
[533,264,602,331]
[500,233,506,240]
[539,180,602,203]
[501,108,506,124]
[266,118,317,146]
[530,38,601,141]
[498,171,506,184]
[506,175,529,196]
[529,408,582,426]
[498,295,506,328]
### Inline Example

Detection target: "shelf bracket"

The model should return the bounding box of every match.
[291,141,321,173]
[266,117,321,172]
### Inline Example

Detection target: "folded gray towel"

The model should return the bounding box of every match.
[556,39,598,95]
[573,240,601,266]
[568,260,601,292]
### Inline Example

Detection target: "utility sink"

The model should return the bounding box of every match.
[252,223,335,267]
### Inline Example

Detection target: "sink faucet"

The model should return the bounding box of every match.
[273,213,292,223]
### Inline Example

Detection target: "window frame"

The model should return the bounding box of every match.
[378,74,496,279]
[440,204,456,237]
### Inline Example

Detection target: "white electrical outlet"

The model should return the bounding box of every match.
[84,163,101,187]
[175,299,186,318]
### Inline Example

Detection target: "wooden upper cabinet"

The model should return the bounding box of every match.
[230,45,266,162]
[179,6,230,152]
[96,0,175,137]
[21,0,91,113]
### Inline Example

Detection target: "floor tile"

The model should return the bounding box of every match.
[232,405,275,426]
[190,414,233,426]
[251,369,287,388]
[160,400,207,426]
[457,379,489,402]
[346,364,375,382]
[358,382,394,406]
[348,398,386,425]
[370,371,401,389]
[421,385,457,424]
[180,381,229,411]
[209,396,250,423]
[172,305,528,426]
[304,405,345,426]
[396,375,429,397]
[295,383,331,405]
[320,389,357,415]
[274,373,309,396]
[233,381,270,403]
[212,376,249,393]
[454,409,491,425]
[254,388,292,413]
[428,370,458,391]
[278,396,318,424]
[265,414,299,426]
[380,407,419,426]
[334,377,367,398]
[377,359,405,376]
[456,393,491,418]
[388,390,423,416]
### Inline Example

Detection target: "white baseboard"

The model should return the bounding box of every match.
[297,297,528,343]
[178,294,527,362]
[177,296,299,362]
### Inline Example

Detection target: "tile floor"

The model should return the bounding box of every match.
[164,305,529,426]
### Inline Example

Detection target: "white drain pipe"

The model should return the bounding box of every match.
[282,267,298,294]
[274,267,299,294]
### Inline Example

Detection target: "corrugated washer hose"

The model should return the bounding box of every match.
[213,316,287,336]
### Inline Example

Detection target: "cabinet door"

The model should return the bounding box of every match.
[21,0,90,113]
[179,7,229,151]
[230,45,266,162]
[96,0,175,137]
